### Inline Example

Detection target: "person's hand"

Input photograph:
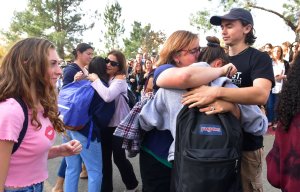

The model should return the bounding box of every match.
[182,85,219,108]
[74,71,86,81]
[201,100,240,119]
[59,139,82,156]
[275,74,286,81]
[199,100,237,114]
[130,78,135,83]
[87,73,99,82]
[221,63,237,77]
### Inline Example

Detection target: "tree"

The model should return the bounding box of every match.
[123,21,166,59]
[2,0,99,58]
[190,0,300,41]
[190,10,217,34]
[245,0,300,40]
[103,1,125,51]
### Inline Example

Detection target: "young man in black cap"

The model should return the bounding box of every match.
[182,8,274,192]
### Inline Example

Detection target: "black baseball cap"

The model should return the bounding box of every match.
[210,8,253,26]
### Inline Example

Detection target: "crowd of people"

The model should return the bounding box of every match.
[1,7,300,192]
[260,41,296,130]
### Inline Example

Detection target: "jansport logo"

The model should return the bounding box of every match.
[198,124,222,135]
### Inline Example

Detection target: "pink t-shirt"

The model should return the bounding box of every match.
[0,98,56,187]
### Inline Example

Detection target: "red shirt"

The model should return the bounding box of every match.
[266,113,300,192]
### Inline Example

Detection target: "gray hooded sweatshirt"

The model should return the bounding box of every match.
[139,62,268,161]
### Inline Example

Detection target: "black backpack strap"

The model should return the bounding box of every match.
[12,98,28,154]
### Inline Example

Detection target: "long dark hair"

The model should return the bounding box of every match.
[88,56,109,83]
[276,52,300,131]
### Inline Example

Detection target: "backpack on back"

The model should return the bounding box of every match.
[58,79,95,131]
[122,88,137,109]
[173,106,243,192]
[11,97,28,154]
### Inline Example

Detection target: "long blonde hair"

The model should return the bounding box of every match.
[0,37,64,133]
[156,30,199,67]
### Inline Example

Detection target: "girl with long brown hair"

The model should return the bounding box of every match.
[0,37,82,192]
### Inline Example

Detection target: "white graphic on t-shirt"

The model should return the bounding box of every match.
[231,72,242,86]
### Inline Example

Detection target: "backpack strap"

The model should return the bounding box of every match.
[12,98,28,154]
[122,92,129,103]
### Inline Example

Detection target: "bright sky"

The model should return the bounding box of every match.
[1,0,296,50]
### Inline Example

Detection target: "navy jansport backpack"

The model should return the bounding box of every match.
[58,79,95,131]
[173,106,243,192]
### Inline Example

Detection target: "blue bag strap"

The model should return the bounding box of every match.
[12,98,28,154]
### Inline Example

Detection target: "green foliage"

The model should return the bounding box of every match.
[103,1,125,51]
[190,10,214,33]
[219,0,246,11]
[189,0,245,34]
[123,21,166,59]
[3,0,99,58]
[283,0,300,24]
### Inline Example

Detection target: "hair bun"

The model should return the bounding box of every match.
[207,42,220,47]
[206,36,221,47]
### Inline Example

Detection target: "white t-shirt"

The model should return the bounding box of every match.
[272,61,286,94]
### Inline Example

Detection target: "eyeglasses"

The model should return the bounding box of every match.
[105,58,120,67]
[180,47,201,55]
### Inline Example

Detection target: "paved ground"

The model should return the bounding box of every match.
[45,134,280,192]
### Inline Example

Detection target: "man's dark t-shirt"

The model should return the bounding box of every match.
[230,47,274,151]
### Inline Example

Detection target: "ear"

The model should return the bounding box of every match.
[173,54,180,65]
[243,24,252,34]
[211,59,223,68]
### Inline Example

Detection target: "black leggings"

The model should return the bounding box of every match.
[100,126,138,192]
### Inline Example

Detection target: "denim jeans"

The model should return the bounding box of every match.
[57,157,67,178]
[64,130,102,192]
[4,182,43,192]
[266,93,279,123]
